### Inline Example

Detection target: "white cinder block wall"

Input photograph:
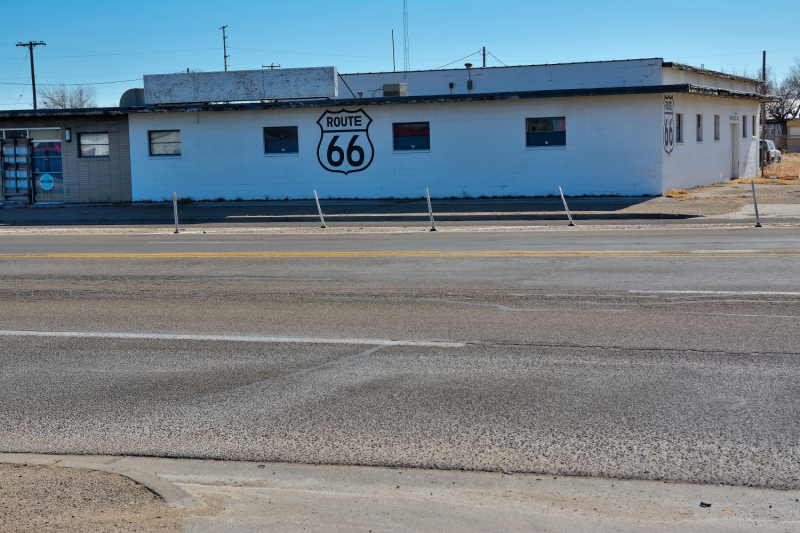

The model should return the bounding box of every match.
[661,94,760,192]
[129,94,665,201]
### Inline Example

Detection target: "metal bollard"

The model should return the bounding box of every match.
[751,180,762,228]
[314,190,327,228]
[558,186,575,227]
[425,188,437,231]
[172,192,179,234]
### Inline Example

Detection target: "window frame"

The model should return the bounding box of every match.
[148,130,181,157]
[714,115,720,141]
[696,114,703,143]
[77,132,110,159]
[525,117,567,148]
[676,114,683,144]
[263,126,299,155]
[392,122,431,152]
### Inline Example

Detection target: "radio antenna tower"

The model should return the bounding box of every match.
[403,0,410,71]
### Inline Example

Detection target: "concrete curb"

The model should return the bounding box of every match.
[0,453,204,510]
[0,213,703,226]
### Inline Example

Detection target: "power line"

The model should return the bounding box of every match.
[434,50,482,70]
[3,51,28,105]
[0,78,139,86]
[487,51,508,67]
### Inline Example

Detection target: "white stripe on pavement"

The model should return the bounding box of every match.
[630,290,800,296]
[0,330,468,348]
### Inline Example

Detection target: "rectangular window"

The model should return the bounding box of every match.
[526,117,566,147]
[149,130,181,156]
[393,122,430,151]
[264,126,298,154]
[696,114,703,142]
[676,114,683,143]
[714,115,720,141]
[752,115,756,137]
[78,133,109,158]
[743,116,747,138]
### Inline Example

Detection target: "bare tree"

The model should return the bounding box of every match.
[37,84,98,109]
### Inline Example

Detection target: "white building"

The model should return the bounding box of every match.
[3,58,765,205]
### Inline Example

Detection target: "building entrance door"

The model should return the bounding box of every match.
[0,137,64,204]
[730,123,740,180]
[31,139,64,203]
[1,138,32,204]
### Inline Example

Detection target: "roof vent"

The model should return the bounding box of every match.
[119,88,145,107]
[383,83,408,97]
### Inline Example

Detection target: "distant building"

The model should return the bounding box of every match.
[1,58,770,205]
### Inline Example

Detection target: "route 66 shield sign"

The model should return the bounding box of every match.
[663,95,674,155]
[316,109,374,174]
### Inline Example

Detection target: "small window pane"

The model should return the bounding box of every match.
[393,122,430,150]
[29,129,60,140]
[150,130,180,144]
[149,130,181,156]
[264,126,299,154]
[79,132,109,158]
[714,115,720,140]
[526,117,566,146]
[150,142,181,155]
[4,130,27,139]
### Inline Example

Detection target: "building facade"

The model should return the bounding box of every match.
[0,113,131,204]
[1,58,768,204]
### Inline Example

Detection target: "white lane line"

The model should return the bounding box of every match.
[0,330,467,348]
[196,344,388,402]
[630,290,800,296]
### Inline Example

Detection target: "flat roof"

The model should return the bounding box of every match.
[0,84,773,118]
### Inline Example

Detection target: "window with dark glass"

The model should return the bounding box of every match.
[676,114,683,143]
[393,122,430,150]
[149,130,181,156]
[526,117,566,147]
[264,126,299,154]
[78,133,109,158]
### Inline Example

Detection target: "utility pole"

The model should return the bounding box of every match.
[483,46,486,68]
[16,41,45,109]
[392,30,396,72]
[219,25,229,71]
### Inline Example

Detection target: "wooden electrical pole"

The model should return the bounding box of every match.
[16,41,45,109]
[219,26,229,71]
[483,46,486,68]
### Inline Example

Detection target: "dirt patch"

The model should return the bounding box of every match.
[0,464,190,533]
[762,153,800,179]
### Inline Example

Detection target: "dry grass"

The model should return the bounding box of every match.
[731,178,799,185]
[664,189,688,198]
[762,153,800,179]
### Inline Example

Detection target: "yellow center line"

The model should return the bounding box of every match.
[1,250,799,259]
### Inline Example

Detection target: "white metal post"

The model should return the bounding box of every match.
[558,186,575,227]
[172,192,179,234]
[425,188,437,231]
[751,180,762,227]
[314,190,327,228]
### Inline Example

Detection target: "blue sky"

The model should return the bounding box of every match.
[2,0,798,108]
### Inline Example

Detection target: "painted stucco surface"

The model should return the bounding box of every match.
[129,95,666,201]
[144,67,338,104]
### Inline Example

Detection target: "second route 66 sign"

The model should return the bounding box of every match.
[663,95,674,155]
[316,109,374,174]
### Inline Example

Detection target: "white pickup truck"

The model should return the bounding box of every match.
[760,140,782,164]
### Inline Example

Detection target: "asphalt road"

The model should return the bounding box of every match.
[2,226,799,489]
